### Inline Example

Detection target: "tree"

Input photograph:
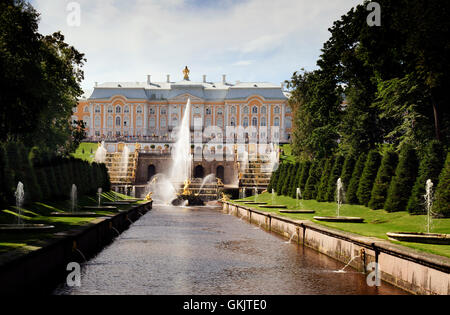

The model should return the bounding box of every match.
[304,159,324,200]
[298,161,311,193]
[407,140,445,214]
[433,152,450,217]
[384,144,419,212]
[357,150,381,206]
[340,155,356,190]
[287,70,342,160]
[290,163,303,198]
[368,150,398,210]
[316,157,334,202]
[0,0,86,154]
[347,153,367,204]
[326,155,345,202]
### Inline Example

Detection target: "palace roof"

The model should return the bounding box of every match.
[86,80,289,102]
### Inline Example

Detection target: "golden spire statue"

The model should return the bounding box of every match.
[183,66,190,81]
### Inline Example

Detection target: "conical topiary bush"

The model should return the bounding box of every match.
[432,152,450,218]
[357,150,381,206]
[368,150,398,210]
[407,140,445,214]
[384,144,419,213]
[347,153,367,204]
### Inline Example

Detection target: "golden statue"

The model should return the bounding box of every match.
[183,66,190,81]
[145,192,153,202]
[135,143,141,152]
[221,193,230,202]
[182,179,192,196]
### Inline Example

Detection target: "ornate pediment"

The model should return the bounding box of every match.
[169,93,204,103]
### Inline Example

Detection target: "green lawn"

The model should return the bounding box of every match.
[71,142,99,162]
[234,192,450,258]
[0,191,136,256]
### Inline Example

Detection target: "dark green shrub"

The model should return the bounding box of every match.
[276,164,288,195]
[289,163,302,198]
[304,159,323,200]
[368,150,398,210]
[298,161,311,192]
[357,150,381,206]
[316,157,334,202]
[0,144,15,207]
[267,167,280,193]
[347,153,367,204]
[384,144,419,212]
[433,152,450,217]
[325,155,345,202]
[281,164,294,196]
[340,155,356,190]
[407,141,445,214]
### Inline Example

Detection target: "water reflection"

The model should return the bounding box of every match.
[55,205,406,295]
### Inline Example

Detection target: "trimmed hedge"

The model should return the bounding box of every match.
[340,155,356,190]
[316,157,334,202]
[298,161,311,193]
[357,150,381,207]
[368,150,398,210]
[0,142,111,207]
[347,153,367,204]
[407,140,445,214]
[325,155,345,202]
[433,152,450,217]
[304,159,323,200]
[384,144,419,213]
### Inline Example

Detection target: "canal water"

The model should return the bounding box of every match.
[55,205,406,295]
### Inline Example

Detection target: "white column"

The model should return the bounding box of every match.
[89,104,94,137]
[144,104,148,136]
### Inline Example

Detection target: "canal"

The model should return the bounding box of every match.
[55,205,406,295]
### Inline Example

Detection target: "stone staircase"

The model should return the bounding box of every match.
[104,151,138,185]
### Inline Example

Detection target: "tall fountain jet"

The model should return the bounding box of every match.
[146,99,192,205]
[169,98,192,185]
[94,141,107,163]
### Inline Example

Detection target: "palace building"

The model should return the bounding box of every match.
[74,68,293,144]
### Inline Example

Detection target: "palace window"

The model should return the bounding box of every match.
[261,117,267,127]
[116,105,122,114]
[217,118,223,127]
[217,109,223,116]
[124,105,130,113]
[150,107,155,115]
[252,106,258,114]
[107,116,113,127]
[243,117,249,127]
[160,118,167,128]
[231,106,236,115]
[136,116,143,127]
[95,116,101,128]
[274,117,280,127]
[95,105,101,113]
[286,106,292,113]
[261,106,267,114]
[252,117,258,127]
[243,106,249,114]
[108,106,113,113]
[285,117,292,129]
[161,108,167,115]
[230,117,236,127]
[194,107,201,115]
[73,107,78,113]
[149,118,156,129]
[205,118,212,127]
[84,106,89,113]
[83,116,90,128]
[116,117,121,127]
[206,107,212,115]
[137,106,143,114]
[274,106,280,114]
[95,131,100,137]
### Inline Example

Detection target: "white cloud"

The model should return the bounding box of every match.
[32,0,362,90]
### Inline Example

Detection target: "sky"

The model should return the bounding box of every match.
[30,0,362,92]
